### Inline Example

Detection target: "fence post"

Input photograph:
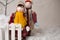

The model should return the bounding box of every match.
[5,24,9,40]
[11,24,15,40]
[0,28,3,40]
[18,24,21,40]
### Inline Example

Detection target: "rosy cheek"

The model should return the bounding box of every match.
[17,9,20,11]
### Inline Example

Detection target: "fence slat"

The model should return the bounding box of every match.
[5,24,9,40]
[11,25,15,40]
[0,28,3,40]
[18,24,21,40]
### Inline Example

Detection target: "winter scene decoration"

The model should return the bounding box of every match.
[0,0,60,40]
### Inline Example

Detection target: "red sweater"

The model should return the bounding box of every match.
[32,12,37,24]
[9,13,15,24]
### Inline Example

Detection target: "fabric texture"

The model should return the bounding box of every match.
[9,13,15,24]
[14,11,27,28]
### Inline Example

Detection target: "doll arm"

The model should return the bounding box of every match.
[32,12,37,24]
[8,13,15,24]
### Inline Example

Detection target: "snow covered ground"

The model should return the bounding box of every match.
[27,25,60,40]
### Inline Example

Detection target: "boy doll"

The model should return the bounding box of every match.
[25,0,37,36]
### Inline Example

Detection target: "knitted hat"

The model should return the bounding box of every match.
[17,1,24,7]
[25,0,32,3]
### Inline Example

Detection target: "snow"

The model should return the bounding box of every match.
[0,14,10,28]
[27,25,60,40]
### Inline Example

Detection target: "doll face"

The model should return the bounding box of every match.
[25,2,32,8]
[16,7,24,12]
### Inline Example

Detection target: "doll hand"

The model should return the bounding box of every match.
[26,26,30,32]
[34,22,39,29]
[9,23,15,27]
[15,24,22,30]
[34,22,39,27]
[15,24,21,28]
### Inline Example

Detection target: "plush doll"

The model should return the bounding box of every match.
[9,2,31,40]
[14,3,29,39]
[25,0,33,36]
[25,0,38,36]
[14,4,27,28]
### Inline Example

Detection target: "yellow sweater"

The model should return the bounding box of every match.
[14,11,27,28]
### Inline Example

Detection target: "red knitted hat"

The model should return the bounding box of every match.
[25,0,32,3]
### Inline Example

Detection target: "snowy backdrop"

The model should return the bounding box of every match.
[0,0,60,40]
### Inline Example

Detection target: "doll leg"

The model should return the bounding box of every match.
[9,30,11,40]
[27,30,31,36]
[22,29,27,40]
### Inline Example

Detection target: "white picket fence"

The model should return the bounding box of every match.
[0,24,21,40]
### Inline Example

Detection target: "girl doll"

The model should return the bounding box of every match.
[9,3,27,40]
[14,4,27,28]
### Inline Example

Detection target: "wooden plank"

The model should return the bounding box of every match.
[0,28,3,40]
[11,25,15,40]
[5,24,9,40]
[18,24,21,40]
